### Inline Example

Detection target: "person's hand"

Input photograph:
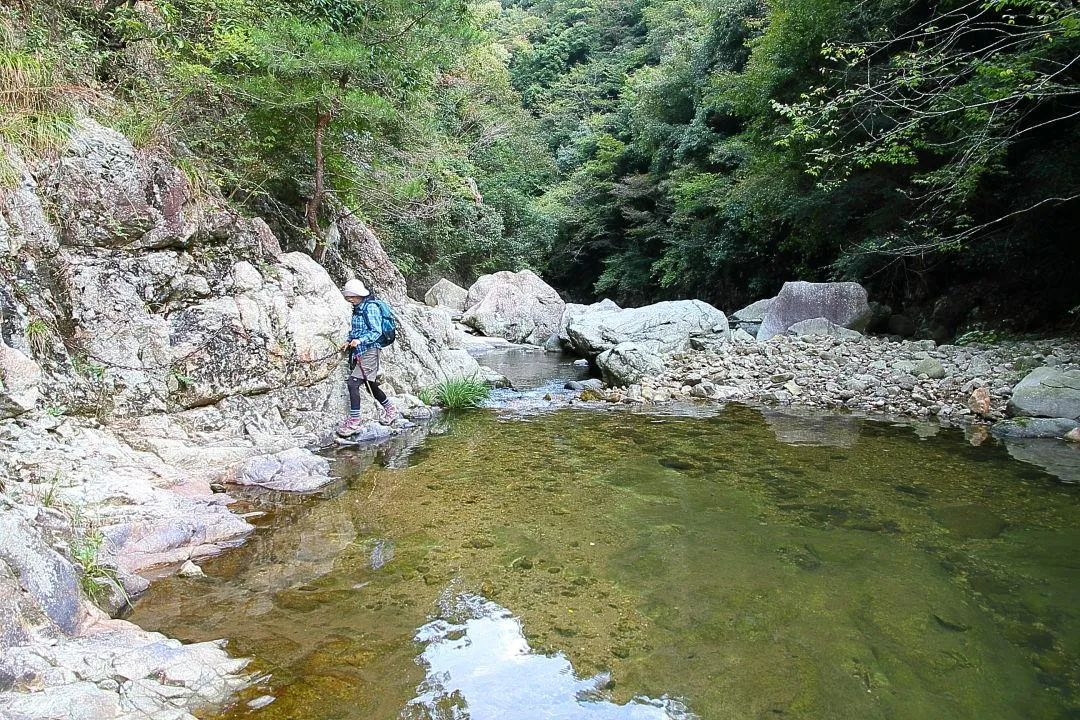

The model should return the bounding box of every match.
[348,339,360,348]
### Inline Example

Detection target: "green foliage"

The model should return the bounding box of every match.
[70,526,127,608]
[25,317,50,357]
[427,377,491,409]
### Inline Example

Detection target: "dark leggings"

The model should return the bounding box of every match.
[348,375,387,410]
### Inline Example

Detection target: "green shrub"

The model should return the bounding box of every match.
[427,377,490,410]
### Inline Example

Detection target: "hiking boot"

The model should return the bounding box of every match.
[378,404,397,425]
[337,417,363,436]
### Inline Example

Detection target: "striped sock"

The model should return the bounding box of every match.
[381,400,392,409]
[350,409,362,419]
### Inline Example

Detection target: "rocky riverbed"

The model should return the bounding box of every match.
[578,333,1080,433]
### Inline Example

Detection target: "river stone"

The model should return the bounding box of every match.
[992,417,1080,439]
[461,270,565,345]
[786,317,863,340]
[1068,428,1080,443]
[566,300,729,359]
[914,358,947,379]
[933,505,1007,539]
[969,387,992,416]
[424,279,468,312]
[565,379,604,391]
[1007,367,1080,420]
[227,447,334,492]
[731,328,756,343]
[597,342,665,386]
[757,281,870,342]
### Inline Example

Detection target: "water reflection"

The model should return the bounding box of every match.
[760,407,861,447]
[403,594,694,720]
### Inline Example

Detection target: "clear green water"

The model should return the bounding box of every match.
[128,404,1080,720]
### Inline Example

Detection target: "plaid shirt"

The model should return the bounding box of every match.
[348,299,384,355]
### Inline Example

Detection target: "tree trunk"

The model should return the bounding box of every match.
[307,106,333,262]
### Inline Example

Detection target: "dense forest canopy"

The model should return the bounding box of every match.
[3,0,1079,332]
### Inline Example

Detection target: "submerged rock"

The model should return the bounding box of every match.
[933,505,1007,539]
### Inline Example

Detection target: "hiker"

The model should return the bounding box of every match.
[338,279,396,435]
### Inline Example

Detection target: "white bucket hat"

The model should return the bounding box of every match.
[342,279,370,298]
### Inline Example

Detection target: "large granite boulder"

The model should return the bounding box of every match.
[557,299,620,347]
[1007,368,1080,420]
[596,342,665,386]
[424,279,468,312]
[565,300,730,360]
[460,270,565,345]
[757,281,870,342]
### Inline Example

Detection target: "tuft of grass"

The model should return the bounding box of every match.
[25,317,50,356]
[427,377,490,410]
[69,524,129,609]
[0,49,78,174]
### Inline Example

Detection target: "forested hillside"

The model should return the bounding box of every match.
[507,0,1080,327]
[3,0,1079,331]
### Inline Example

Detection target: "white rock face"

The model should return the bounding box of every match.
[596,342,665,386]
[557,299,620,347]
[565,299,730,358]
[757,281,869,342]
[0,113,495,720]
[424,279,468,311]
[460,270,565,345]
[0,344,41,418]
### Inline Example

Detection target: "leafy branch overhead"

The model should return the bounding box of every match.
[773,0,1080,254]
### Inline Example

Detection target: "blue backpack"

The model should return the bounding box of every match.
[366,298,397,347]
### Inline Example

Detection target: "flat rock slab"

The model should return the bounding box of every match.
[228,447,335,492]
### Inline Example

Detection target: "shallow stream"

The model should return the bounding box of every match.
[128,351,1080,719]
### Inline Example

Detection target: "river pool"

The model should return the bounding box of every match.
[128,353,1080,720]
